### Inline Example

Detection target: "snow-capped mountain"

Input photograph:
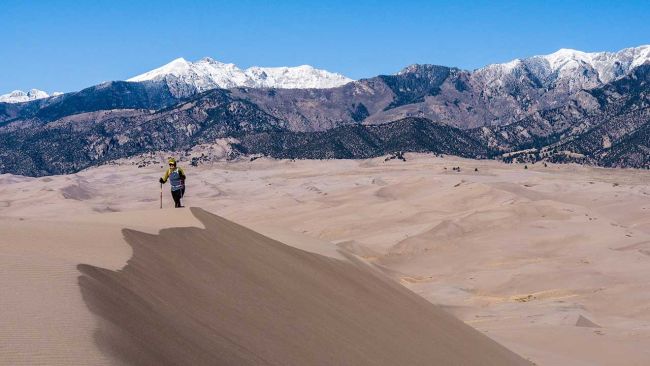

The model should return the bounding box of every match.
[474,45,650,92]
[0,89,61,103]
[128,57,353,97]
[539,46,650,82]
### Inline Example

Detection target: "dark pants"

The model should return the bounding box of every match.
[171,187,185,208]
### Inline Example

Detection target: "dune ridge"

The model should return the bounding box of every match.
[78,207,531,365]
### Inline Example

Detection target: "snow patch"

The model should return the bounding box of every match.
[602,135,612,149]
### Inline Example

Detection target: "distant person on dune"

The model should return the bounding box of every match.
[159,158,186,208]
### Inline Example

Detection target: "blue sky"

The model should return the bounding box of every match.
[2,0,649,93]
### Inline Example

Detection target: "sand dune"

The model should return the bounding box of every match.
[1,205,529,365]
[2,154,650,364]
[78,207,529,365]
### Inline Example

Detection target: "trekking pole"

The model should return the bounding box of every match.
[181,180,185,207]
[160,183,163,209]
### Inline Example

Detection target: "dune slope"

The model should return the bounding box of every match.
[78,207,530,366]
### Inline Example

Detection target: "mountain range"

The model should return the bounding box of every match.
[127,57,354,96]
[1,45,648,176]
[0,89,62,103]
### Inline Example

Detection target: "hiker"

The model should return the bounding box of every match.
[159,158,186,208]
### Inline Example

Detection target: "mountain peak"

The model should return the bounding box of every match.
[550,48,584,55]
[162,58,190,69]
[396,64,453,75]
[476,45,650,87]
[540,45,650,83]
[128,58,191,82]
[127,57,353,95]
[0,89,52,103]
[541,48,592,70]
[170,57,189,64]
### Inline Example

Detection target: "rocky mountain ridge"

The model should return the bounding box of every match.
[1,46,648,176]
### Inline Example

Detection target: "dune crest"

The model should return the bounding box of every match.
[78,207,530,365]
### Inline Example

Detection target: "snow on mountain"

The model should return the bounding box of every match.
[128,57,353,96]
[475,45,650,91]
[0,89,59,103]
[540,46,650,83]
[245,65,353,89]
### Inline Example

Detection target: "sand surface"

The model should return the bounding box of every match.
[2,154,650,364]
[78,207,529,365]
[0,209,202,365]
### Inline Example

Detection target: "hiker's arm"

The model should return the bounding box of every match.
[179,167,186,181]
[159,169,170,184]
